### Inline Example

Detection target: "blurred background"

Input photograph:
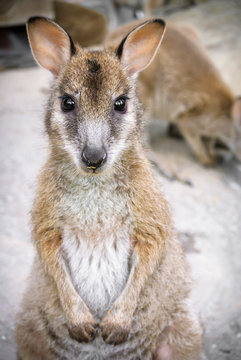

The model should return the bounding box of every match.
[0,1,241,359]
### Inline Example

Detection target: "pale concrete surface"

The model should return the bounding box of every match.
[0,1,241,360]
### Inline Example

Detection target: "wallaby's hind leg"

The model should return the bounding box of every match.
[179,125,216,166]
[154,308,204,360]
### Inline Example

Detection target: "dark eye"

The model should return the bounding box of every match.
[114,97,127,113]
[61,96,75,112]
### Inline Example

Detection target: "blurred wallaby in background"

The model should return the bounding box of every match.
[105,20,241,166]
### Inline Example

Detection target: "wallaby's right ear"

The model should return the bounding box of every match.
[26,17,75,76]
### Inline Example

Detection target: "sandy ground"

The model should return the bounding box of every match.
[0,1,241,360]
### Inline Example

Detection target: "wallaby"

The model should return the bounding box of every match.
[15,17,204,360]
[105,20,241,166]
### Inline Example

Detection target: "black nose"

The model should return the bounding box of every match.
[81,146,107,169]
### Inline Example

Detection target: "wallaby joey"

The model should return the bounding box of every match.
[105,20,241,166]
[15,17,204,360]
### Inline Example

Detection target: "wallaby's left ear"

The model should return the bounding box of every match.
[117,19,166,76]
[26,17,76,76]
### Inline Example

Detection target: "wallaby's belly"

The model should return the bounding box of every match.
[62,225,131,320]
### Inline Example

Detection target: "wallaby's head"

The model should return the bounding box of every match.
[231,97,241,162]
[27,17,165,174]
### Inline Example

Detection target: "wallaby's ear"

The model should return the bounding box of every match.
[231,97,241,129]
[117,19,165,76]
[26,17,75,76]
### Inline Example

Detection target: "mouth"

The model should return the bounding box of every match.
[87,165,98,171]
[81,162,107,175]
[86,166,100,174]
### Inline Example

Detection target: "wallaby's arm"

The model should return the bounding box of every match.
[101,224,167,343]
[32,172,97,342]
[100,152,171,344]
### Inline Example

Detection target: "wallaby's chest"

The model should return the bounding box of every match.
[59,178,133,320]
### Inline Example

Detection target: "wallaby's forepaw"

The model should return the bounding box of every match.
[68,320,97,342]
[100,321,130,344]
[67,311,97,343]
[100,313,130,345]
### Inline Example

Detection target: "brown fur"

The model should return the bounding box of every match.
[105,20,241,166]
[15,18,204,359]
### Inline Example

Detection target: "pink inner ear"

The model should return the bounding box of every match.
[123,40,151,75]
[121,20,165,76]
[27,19,71,76]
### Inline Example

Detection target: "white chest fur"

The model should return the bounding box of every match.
[60,175,133,320]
